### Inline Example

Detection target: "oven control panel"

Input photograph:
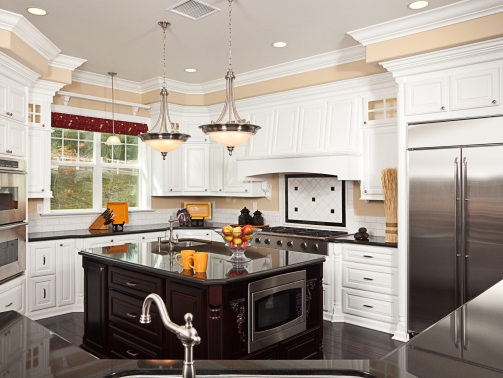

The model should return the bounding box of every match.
[252,233,328,255]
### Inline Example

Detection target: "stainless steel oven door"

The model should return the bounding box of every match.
[0,160,27,225]
[248,270,306,353]
[0,222,27,281]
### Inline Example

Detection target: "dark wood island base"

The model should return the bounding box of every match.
[80,242,324,360]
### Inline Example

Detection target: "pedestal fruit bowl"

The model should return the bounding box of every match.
[215,225,260,263]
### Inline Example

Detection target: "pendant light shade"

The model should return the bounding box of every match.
[199,0,260,156]
[139,21,190,159]
[105,72,122,146]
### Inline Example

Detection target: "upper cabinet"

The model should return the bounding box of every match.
[297,103,326,154]
[324,98,358,152]
[271,107,298,155]
[184,144,209,193]
[450,67,500,111]
[0,76,27,124]
[405,76,448,116]
[248,111,273,157]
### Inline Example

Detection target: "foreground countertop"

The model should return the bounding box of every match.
[28,222,228,242]
[79,241,325,285]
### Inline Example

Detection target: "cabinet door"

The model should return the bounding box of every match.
[182,121,208,143]
[279,327,321,360]
[248,111,273,156]
[450,67,500,110]
[297,103,325,154]
[139,231,166,243]
[30,241,56,277]
[405,77,448,115]
[224,143,250,194]
[0,281,25,314]
[271,107,298,155]
[7,123,26,157]
[29,275,56,312]
[0,117,8,153]
[56,240,75,307]
[0,77,8,116]
[324,98,357,152]
[184,144,209,193]
[8,84,26,123]
[167,147,183,193]
[28,129,49,196]
[361,126,398,199]
[209,144,224,193]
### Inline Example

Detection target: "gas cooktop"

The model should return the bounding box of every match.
[253,226,348,255]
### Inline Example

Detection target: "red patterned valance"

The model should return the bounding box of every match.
[51,112,148,137]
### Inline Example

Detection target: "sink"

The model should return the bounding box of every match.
[119,376,374,378]
[160,238,211,248]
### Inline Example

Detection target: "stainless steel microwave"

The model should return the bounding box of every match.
[248,270,306,353]
[0,158,26,226]
[0,222,26,282]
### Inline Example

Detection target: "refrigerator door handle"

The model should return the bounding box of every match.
[453,309,460,348]
[454,157,461,309]
[462,305,469,350]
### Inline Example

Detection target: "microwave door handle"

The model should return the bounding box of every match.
[0,222,28,231]
[0,170,27,175]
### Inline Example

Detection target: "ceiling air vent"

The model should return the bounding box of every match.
[168,0,220,21]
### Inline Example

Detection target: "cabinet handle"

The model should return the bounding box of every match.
[111,239,113,242]
[126,282,137,287]
[126,350,139,357]
[142,237,145,239]
[205,189,207,191]
[219,189,222,191]
[42,124,45,127]
[363,277,374,281]
[441,106,445,110]
[363,255,373,258]
[60,244,63,247]
[493,100,497,104]
[245,189,248,192]
[364,121,367,125]
[43,289,46,299]
[43,255,45,265]
[126,312,138,318]
[363,304,373,308]
[41,189,45,192]
[5,150,12,154]
[100,267,104,271]
[170,189,173,191]
[5,302,13,308]
[364,190,367,193]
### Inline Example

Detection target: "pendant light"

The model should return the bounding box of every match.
[139,21,190,160]
[199,0,260,156]
[105,72,121,145]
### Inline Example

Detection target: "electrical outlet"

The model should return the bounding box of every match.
[212,201,215,209]
[252,202,257,211]
[37,204,43,214]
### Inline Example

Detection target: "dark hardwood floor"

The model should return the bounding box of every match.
[37,313,403,360]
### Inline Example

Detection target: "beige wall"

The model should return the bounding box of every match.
[0,29,47,75]
[353,181,386,217]
[28,198,43,214]
[366,12,503,64]
[41,66,73,85]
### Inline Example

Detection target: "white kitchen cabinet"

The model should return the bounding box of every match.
[342,287,398,324]
[296,103,326,154]
[176,229,213,240]
[0,75,27,123]
[30,241,56,278]
[360,125,398,201]
[248,111,273,156]
[83,233,139,248]
[139,231,166,243]
[29,275,56,312]
[152,147,183,195]
[0,275,25,314]
[450,67,500,111]
[271,107,298,155]
[363,96,397,126]
[28,128,51,197]
[182,120,209,143]
[342,262,398,295]
[184,144,209,193]
[224,143,251,194]
[324,98,358,152]
[405,76,448,116]
[0,118,26,157]
[209,144,224,193]
[343,244,397,267]
[56,240,75,307]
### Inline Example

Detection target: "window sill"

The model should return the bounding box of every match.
[39,209,155,217]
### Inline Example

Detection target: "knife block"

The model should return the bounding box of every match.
[89,215,109,230]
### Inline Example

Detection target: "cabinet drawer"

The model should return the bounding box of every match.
[109,326,162,359]
[0,281,24,313]
[342,288,397,324]
[109,266,163,297]
[109,289,162,342]
[279,327,321,360]
[139,231,166,243]
[343,245,397,267]
[30,242,56,277]
[29,276,56,312]
[342,263,397,295]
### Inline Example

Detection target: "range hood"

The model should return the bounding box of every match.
[237,152,362,181]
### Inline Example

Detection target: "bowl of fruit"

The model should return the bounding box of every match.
[215,224,259,263]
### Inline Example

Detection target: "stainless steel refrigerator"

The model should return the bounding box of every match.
[408,115,503,335]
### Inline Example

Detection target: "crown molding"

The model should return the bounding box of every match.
[51,104,151,124]
[381,37,503,77]
[73,45,366,96]
[0,51,39,86]
[31,79,65,96]
[0,9,60,61]
[348,0,503,46]
[48,54,86,71]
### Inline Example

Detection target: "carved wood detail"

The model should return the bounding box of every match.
[306,278,317,319]
[229,298,246,342]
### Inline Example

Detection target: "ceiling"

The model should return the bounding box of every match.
[2,0,461,83]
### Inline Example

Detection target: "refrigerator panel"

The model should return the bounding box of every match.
[462,145,503,301]
[409,148,461,333]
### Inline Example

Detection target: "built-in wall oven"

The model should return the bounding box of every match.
[248,270,306,353]
[0,158,27,282]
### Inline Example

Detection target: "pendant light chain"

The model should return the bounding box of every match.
[111,73,115,134]
[162,23,167,88]
[228,0,232,72]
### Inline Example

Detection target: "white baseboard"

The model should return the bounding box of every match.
[323,312,344,322]
[340,313,397,334]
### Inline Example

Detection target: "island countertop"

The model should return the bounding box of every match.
[79,240,325,285]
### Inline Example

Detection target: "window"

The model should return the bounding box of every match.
[50,128,141,211]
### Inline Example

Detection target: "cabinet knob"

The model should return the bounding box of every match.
[219,189,222,191]
[441,106,445,110]
[170,189,172,191]
[493,100,497,104]
[111,239,113,242]
[42,124,45,127]
[6,150,12,154]
[245,189,248,192]
[364,190,367,193]
[41,189,45,192]
[363,121,367,125]
[205,189,207,191]
[60,244,63,247]
[142,237,145,239]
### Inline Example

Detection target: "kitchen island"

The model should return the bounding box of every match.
[79,241,324,361]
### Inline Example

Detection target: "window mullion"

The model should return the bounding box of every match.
[93,132,102,210]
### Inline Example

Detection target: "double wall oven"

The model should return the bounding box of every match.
[0,158,27,283]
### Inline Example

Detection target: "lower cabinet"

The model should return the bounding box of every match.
[29,275,56,312]
[109,325,163,359]
[279,327,321,360]
[0,275,25,314]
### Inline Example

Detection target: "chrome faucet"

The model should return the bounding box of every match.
[140,293,201,378]
[168,216,179,252]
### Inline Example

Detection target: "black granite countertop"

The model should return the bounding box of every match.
[79,241,325,285]
[326,234,398,248]
[28,222,228,242]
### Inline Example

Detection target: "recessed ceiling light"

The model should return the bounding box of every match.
[185,68,197,73]
[27,7,47,16]
[408,1,429,10]
[272,42,288,48]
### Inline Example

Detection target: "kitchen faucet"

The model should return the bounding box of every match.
[140,293,201,378]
